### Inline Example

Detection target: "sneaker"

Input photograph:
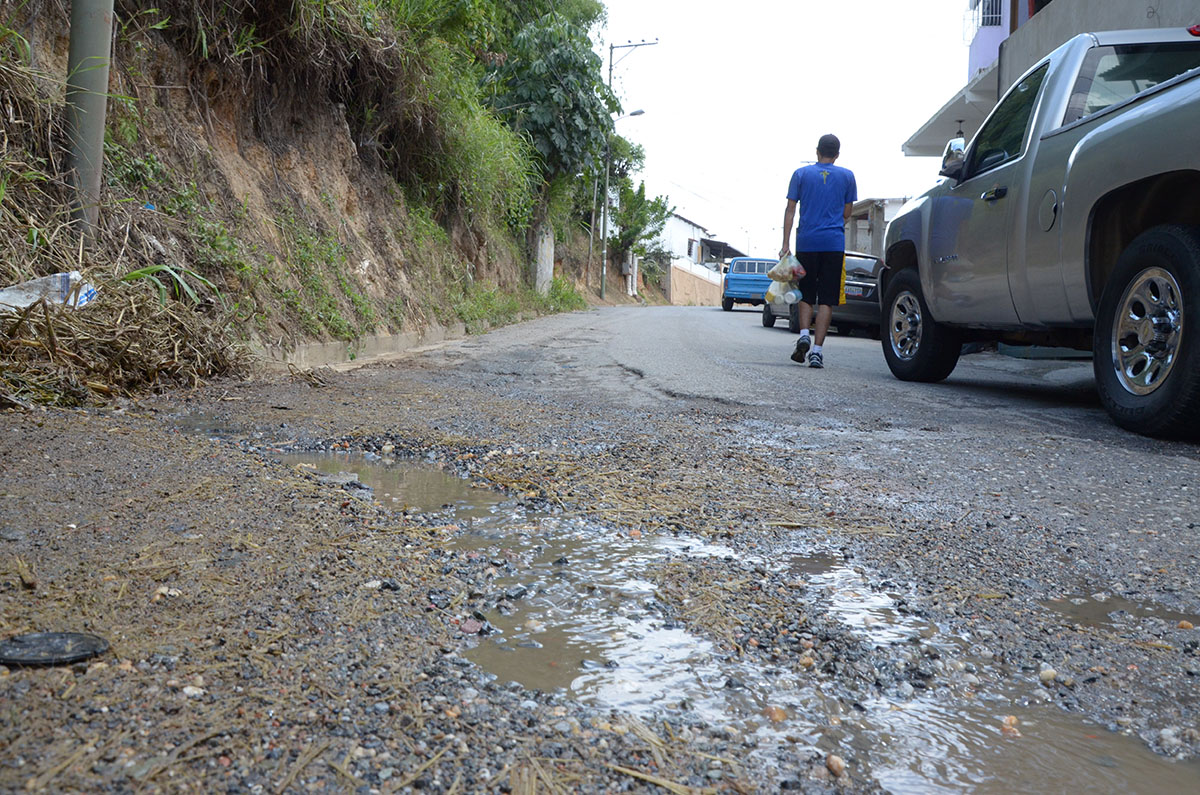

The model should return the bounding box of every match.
[791,336,811,363]
[808,351,824,369]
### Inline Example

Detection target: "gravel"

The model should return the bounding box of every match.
[3,312,1199,792]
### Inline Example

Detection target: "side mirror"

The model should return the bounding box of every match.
[722,265,729,274]
[939,136,966,179]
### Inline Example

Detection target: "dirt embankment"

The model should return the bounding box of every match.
[5,2,627,411]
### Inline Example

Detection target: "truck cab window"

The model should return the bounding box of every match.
[1063,43,1200,125]
[964,64,1048,179]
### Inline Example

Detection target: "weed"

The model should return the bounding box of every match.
[0,14,30,63]
[157,182,249,275]
[272,207,378,342]
[454,281,521,331]
[386,295,407,330]
[193,215,245,273]
[122,263,221,306]
[119,7,169,39]
[104,140,166,191]
[338,271,377,328]
[543,276,587,312]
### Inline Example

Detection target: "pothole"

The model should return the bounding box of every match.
[274,449,1200,791]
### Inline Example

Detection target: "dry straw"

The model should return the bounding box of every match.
[0,15,244,408]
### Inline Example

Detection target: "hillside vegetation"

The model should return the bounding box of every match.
[0,0,673,408]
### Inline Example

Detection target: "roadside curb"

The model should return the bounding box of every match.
[251,322,471,373]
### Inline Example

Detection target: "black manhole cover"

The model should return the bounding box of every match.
[0,632,110,666]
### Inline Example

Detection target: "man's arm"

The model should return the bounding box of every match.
[781,199,797,256]
[843,203,853,224]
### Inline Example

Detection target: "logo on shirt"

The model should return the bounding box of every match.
[820,169,831,184]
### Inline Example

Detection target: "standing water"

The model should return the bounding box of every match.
[281,451,1200,793]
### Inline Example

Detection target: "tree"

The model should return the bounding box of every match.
[484,11,615,290]
[608,135,644,183]
[487,13,614,180]
[609,180,672,277]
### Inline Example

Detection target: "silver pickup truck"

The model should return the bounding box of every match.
[882,26,1200,439]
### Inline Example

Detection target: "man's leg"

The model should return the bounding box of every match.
[813,304,833,345]
[791,301,815,363]
[809,304,832,367]
[797,301,814,331]
[807,251,842,368]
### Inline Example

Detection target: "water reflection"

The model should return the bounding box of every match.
[279,451,1200,793]
[1043,591,1200,632]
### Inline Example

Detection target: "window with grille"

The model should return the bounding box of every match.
[973,0,1002,28]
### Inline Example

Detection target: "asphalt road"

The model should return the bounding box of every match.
[450,303,1110,436]
[6,302,1198,792]
[433,302,1200,608]
[429,302,1200,773]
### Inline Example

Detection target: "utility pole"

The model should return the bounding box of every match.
[66,0,115,244]
[600,38,656,300]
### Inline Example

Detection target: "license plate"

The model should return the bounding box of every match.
[844,285,863,297]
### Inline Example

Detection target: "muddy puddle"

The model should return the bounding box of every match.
[1043,591,1200,633]
[280,450,1200,792]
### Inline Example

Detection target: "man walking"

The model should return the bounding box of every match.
[780,134,857,368]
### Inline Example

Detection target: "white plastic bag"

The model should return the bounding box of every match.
[0,272,98,314]
[767,254,805,283]
[765,279,791,303]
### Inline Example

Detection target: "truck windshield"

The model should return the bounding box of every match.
[1064,42,1200,125]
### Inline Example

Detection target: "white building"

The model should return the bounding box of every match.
[656,212,745,272]
[846,198,907,259]
[655,212,748,306]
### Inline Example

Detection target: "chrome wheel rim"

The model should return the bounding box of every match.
[890,290,923,361]
[1111,267,1184,396]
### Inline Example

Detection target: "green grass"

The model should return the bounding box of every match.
[542,276,587,312]
[454,282,522,330]
[271,207,383,342]
[452,276,586,332]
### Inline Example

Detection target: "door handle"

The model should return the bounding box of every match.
[981,186,1008,202]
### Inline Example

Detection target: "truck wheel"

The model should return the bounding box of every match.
[762,302,776,327]
[721,297,734,312]
[881,268,961,382]
[787,303,801,333]
[1093,224,1200,439]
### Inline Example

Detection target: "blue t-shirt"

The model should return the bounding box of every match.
[786,163,857,252]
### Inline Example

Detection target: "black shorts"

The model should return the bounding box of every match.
[795,251,845,307]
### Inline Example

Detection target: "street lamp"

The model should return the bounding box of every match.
[600,38,656,300]
[600,109,644,301]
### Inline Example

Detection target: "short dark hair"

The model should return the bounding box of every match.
[817,133,840,157]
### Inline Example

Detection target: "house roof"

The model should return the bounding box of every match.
[670,211,708,232]
[902,60,999,157]
[701,238,746,260]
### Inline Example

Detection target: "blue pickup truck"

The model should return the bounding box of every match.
[721,257,774,311]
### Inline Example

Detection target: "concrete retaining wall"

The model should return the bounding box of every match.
[666,261,722,306]
[254,322,469,371]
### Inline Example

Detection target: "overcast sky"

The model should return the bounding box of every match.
[597,0,973,256]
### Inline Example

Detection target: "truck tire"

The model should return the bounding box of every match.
[881,268,961,382]
[721,296,734,311]
[1093,224,1200,439]
[762,302,776,327]
[787,303,801,333]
